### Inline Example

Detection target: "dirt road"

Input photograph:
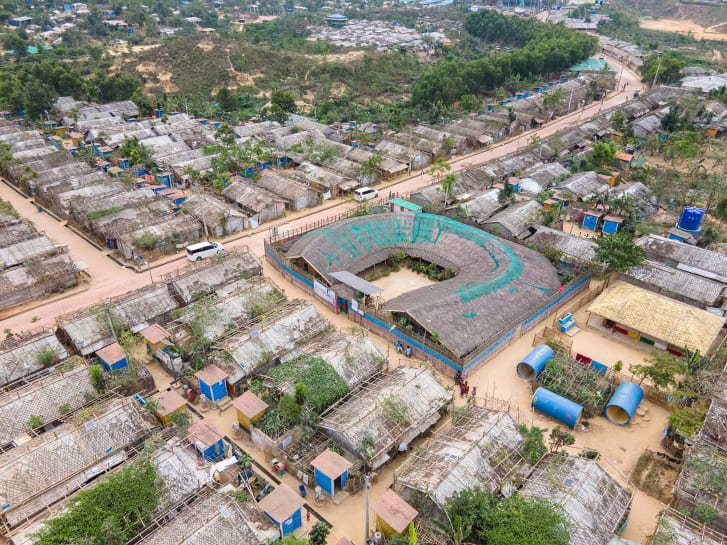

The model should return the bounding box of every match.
[0,54,642,334]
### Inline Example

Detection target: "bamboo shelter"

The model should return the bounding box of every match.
[520,453,633,545]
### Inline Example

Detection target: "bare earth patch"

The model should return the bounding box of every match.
[640,18,727,41]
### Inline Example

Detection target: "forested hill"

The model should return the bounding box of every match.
[411,10,598,108]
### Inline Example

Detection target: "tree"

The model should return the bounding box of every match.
[294,382,307,405]
[461,94,480,113]
[660,106,683,133]
[309,521,330,545]
[585,141,616,170]
[89,364,107,394]
[610,110,626,132]
[593,232,646,273]
[32,455,163,545]
[120,136,154,170]
[640,51,687,86]
[518,425,547,464]
[497,183,515,204]
[631,350,688,390]
[143,399,160,415]
[427,157,451,181]
[216,87,238,113]
[169,409,191,438]
[214,123,237,147]
[24,82,57,121]
[439,173,456,207]
[429,512,472,545]
[271,89,296,113]
[478,494,570,545]
[543,87,564,112]
[352,152,383,183]
[446,488,570,545]
[549,426,575,453]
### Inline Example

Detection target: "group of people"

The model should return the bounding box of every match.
[454,371,476,401]
[395,341,412,357]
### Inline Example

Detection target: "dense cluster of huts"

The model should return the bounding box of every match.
[0,202,77,310]
[0,242,468,545]
[0,69,615,264]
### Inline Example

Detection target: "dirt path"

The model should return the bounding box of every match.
[640,18,727,41]
[714,49,723,63]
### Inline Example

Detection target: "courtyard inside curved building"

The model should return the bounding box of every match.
[281,212,561,365]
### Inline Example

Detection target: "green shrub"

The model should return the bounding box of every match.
[89,364,107,394]
[268,355,349,413]
[87,206,122,220]
[132,232,159,250]
[32,457,162,545]
[28,415,44,429]
[36,348,60,368]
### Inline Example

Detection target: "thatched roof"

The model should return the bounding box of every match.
[619,261,725,308]
[0,397,157,528]
[528,226,598,266]
[521,454,632,545]
[0,331,68,388]
[0,221,36,248]
[167,249,261,304]
[182,193,245,229]
[60,284,179,355]
[222,179,284,214]
[213,303,329,383]
[677,439,727,519]
[320,366,451,469]
[0,236,59,268]
[560,171,610,200]
[296,331,385,390]
[286,213,559,359]
[461,190,502,222]
[483,199,542,238]
[652,509,727,545]
[637,234,727,284]
[394,406,527,508]
[136,489,279,545]
[0,361,93,445]
[587,282,724,354]
[256,170,316,202]
[174,278,278,341]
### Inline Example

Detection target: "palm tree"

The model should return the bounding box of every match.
[425,512,472,545]
[427,157,451,182]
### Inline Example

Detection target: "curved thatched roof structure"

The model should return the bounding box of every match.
[286,212,559,358]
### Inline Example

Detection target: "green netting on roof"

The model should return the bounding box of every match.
[311,213,526,304]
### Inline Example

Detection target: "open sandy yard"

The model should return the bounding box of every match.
[640,18,727,41]
[371,268,436,301]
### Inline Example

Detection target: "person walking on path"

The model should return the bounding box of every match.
[396,341,402,354]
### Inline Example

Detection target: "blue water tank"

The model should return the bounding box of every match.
[605,382,643,425]
[531,387,583,429]
[516,345,554,381]
[678,206,704,232]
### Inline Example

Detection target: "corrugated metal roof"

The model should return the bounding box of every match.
[329,270,383,295]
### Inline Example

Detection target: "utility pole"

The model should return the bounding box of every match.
[364,473,372,542]
[567,87,575,113]
[408,124,412,176]
[196,180,209,239]
[652,51,663,88]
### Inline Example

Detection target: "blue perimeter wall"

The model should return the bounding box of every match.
[266,246,591,376]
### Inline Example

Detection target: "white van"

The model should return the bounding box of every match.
[186,241,224,262]
[354,187,379,202]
